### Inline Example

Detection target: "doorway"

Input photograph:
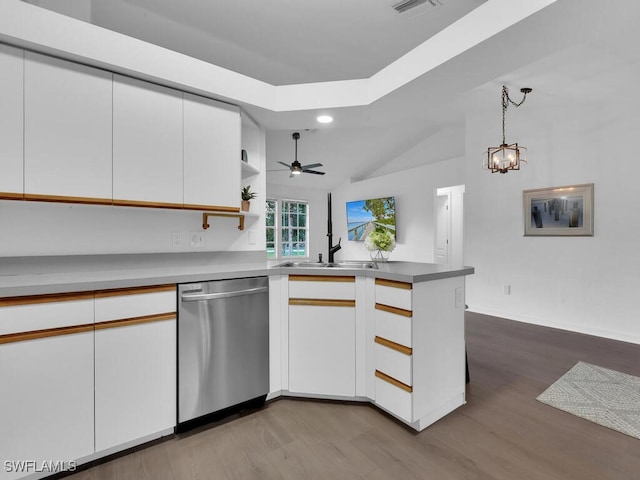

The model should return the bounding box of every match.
[435,185,465,265]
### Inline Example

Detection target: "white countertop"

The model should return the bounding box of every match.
[0,252,474,297]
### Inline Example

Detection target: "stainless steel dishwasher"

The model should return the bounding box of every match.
[177,276,269,428]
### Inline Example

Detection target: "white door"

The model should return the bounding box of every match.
[435,193,450,264]
[113,75,183,207]
[24,52,113,202]
[183,93,241,210]
[0,44,24,198]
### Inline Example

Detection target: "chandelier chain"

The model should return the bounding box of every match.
[500,85,529,145]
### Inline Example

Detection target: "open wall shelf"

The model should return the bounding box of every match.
[202,211,259,231]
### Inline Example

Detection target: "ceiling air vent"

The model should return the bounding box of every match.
[392,0,442,14]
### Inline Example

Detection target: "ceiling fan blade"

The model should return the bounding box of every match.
[303,169,326,175]
[289,172,295,178]
[301,163,323,169]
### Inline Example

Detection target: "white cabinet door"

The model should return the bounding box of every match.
[94,286,177,451]
[288,304,356,397]
[113,75,183,207]
[0,296,94,480]
[183,93,241,210]
[24,52,112,203]
[94,318,176,451]
[0,44,24,199]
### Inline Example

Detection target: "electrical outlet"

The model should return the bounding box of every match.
[172,231,183,248]
[455,287,464,308]
[504,285,511,295]
[190,231,205,248]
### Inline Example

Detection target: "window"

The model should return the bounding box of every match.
[266,199,277,259]
[265,199,309,259]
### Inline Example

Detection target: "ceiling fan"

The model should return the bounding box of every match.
[275,132,325,178]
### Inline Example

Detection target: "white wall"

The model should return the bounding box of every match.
[465,99,640,344]
[330,157,464,263]
[0,200,263,256]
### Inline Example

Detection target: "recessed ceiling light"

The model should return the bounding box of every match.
[317,115,333,124]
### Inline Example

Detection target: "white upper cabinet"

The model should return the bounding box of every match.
[113,75,183,207]
[24,52,113,203]
[183,93,241,210]
[0,44,23,198]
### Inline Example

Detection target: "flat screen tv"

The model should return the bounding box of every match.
[346,196,396,242]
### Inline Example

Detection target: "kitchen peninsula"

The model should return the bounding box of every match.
[0,253,473,479]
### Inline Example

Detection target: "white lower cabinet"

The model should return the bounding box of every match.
[288,303,356,397]
[287,275,356,397]
[0,285,177,479]
[95,318,176,451]
[94,286,177,452]
[0,295,95,480]
[372,277,466,429]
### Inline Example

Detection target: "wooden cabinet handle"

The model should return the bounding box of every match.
[375,370,413,393]
[375,278,412,290]
[374,336,412,356]
[289,298,355,307]
[375,303,412,317]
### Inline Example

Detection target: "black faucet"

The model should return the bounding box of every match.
[328,238,341,263]
[327,193,342,263]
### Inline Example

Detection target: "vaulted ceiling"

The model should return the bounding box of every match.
[17,0,640,189]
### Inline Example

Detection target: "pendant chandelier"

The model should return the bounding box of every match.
[483,85,532,174]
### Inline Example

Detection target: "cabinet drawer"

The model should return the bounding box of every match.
[375,279,412,311]
[95,285,176,323]
[289,275,355,300]
[375,374,412,422]
[375,305,412,347]
[374,337,412,386]
[0,292,94,335]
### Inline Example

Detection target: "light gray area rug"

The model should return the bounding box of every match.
[537,361,640,440]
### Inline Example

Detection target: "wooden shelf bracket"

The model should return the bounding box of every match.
[202,212,245,230]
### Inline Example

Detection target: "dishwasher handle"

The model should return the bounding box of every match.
[181,286,268,302]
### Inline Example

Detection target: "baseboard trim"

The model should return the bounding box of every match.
[468,305,640,346]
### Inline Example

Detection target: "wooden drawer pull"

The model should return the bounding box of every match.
[375,303,412,317]
[374,336,412,356]
[375,370,413,393]
[95,284,176,298]
[0,323,93,345]
[95,312,176,330]
[289,275,355,283]
[0,192,24,200]
[0,291,94,307]
[375,278,412,290]
[112,199,185,210]
[24,193,113,205]
[289,298,355,307]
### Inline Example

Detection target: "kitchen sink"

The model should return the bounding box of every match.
[276,260,378,269]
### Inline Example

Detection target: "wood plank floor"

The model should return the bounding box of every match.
[67,312,640,480]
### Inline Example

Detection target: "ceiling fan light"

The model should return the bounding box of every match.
[291,169,302,175]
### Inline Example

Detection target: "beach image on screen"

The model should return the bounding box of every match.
[346,197,396,241]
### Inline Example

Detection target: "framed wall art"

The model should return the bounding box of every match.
[523,183,594,236]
